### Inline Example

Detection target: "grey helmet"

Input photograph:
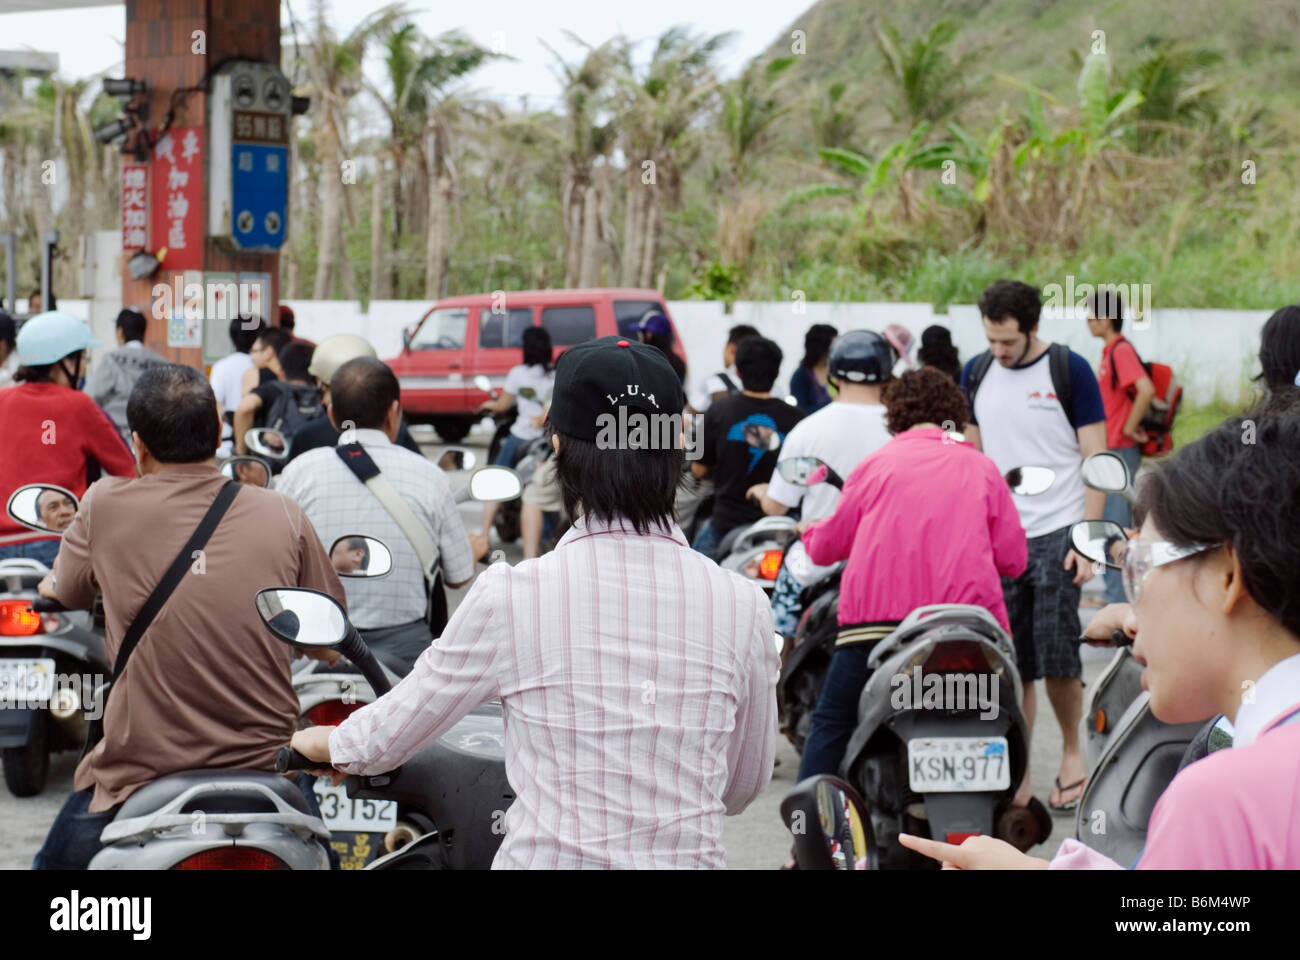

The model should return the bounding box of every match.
[828,330,895,385]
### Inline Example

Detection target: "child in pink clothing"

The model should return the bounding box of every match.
[900,408,1300,870]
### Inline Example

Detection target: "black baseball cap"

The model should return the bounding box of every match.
[547,335,686,441]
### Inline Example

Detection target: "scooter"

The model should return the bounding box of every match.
[775,460,1057,757]
[715,427,800,593]
[261,579,514,870]
[1,484,111,797]
[1066,451,1226,866]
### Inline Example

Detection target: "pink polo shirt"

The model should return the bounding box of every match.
[801,428,1028,632]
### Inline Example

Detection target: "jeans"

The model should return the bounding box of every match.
[359,620,435,679]
[32,788,121,869]
[1102,445,1143,603]
[797,643,875,781]
[493,433,528,469]
[691,519,724,561]
[0,540,60,568]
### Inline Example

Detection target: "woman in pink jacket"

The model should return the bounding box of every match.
[902,402,1300,869]
[796,367,1028,781]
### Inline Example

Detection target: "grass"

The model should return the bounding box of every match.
[1172,400,1242,450]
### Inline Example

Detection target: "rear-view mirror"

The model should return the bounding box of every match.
[780,775,876,870]
[220,456,271,487]
[1005,466,1056,497]
[467,466,524,503]
[245,428,289,461]
[1069,520,1129,570]
[329,535,394,578]
[255,588,349,648]
[438,448,477,472]
[1081,452,1132,494]
[777,457,828,486]
[6,484,80,536]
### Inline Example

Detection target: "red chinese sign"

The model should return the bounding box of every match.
[121,162,149,251]
[150,126,204,272]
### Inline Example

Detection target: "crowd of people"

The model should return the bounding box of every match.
[0,284,1296,870]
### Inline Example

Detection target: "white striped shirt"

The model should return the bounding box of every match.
[329,514,779,869]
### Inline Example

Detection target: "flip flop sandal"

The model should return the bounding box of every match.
[1050,776,1086,812]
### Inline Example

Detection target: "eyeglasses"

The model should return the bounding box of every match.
[1121,537,1219,606]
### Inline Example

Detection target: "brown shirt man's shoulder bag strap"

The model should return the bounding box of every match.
[83,479,241,756]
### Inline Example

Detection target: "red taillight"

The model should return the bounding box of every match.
[0,600,42,636]
[946,832,979,845]
[922,640,989,674]
[759,550,783,580]
[305,699,362,726]
[172,847,289,870]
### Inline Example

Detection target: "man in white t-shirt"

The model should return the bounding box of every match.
[746,331,897,636]
[687,323,793,413]
[961,279,1107,813]
[209,315,261,458]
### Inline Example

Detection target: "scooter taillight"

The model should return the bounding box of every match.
[171,848,289,870]
[305,700,363,727]
[0,600,42,636]
[744,550,784,581]
[922,641,989,674]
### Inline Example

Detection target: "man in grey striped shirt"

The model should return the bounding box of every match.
[278,358,487,674]
[292,336,779,867]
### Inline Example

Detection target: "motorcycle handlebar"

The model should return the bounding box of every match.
[29,597,66,612]
[276,746,330,774]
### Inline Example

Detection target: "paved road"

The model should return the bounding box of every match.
[0,425,1112,869]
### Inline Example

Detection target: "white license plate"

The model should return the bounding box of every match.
[0,658,56,705]
[908,736,1010,793]
[312,780,397,833]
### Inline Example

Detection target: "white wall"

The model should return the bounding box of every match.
[281,299,1273,410]
[63,291,1270,410]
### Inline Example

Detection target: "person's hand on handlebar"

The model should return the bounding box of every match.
[290,726,346,784]
[1082,602,1135,647]
[37,573,58,601]
[303,648,343,667]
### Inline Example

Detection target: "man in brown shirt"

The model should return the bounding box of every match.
[32,363,345,869]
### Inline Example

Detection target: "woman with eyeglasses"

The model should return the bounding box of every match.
[900,403,1300,869]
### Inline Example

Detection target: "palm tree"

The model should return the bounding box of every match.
[873,19,976,130]
[543,33,621,288]
[297,0,405,300]
[614,26,732,288]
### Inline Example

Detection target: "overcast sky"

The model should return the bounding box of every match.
[0,1,807,109]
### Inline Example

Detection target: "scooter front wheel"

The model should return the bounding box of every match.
[2,710,50,797]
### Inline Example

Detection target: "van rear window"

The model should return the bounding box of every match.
[479,308,534,348]
[541,306,597,345]
[614,300,669,341]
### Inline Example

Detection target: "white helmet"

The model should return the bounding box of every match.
[308,333,377,383]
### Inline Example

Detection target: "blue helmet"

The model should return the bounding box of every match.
[15,311,100,366]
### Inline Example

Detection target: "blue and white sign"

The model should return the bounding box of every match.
[209,61,292,253]
[231,142,288,249]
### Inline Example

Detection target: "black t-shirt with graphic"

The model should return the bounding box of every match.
[701,394,806,535]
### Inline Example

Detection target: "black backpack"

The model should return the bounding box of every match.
[965,342,1080,430]
[263,381,325,439]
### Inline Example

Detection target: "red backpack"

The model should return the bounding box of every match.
[1111,336,1182,457]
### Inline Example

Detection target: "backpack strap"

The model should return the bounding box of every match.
[716,372,740,395]
[964,350,996,418]
[84,479,241,756]
[1109,335,1147,397]
[1047,342,1076,431]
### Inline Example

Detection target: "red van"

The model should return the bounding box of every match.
[386,288,687,442]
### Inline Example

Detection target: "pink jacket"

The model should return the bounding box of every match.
[801,428,1028,632]
[1052,712,1300,870]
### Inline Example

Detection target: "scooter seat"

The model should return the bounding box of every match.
[116,768,312,819]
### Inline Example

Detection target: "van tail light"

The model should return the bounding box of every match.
[922,641,989,674]
[305,700,363,727]
[171,848,289,870]
[0,600,43,636]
